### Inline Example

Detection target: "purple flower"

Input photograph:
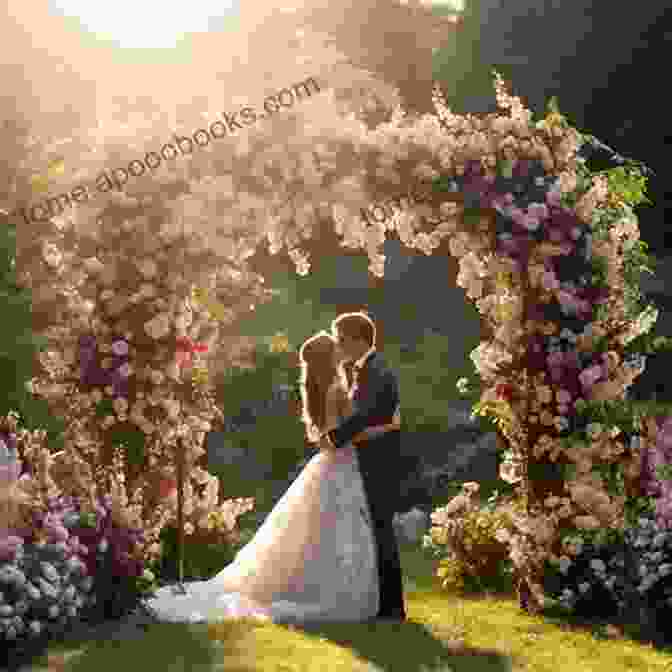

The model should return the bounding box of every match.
[579,364,604,389]
[548,227,566,243]
[111,340,129,357]
[512,159,532,178]
[546,189,562,207]
[528,202,550,220]
[79,334,97,351]
[547,351,566,368]
[542,270,560,291]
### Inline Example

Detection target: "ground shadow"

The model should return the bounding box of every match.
[35,622,221,672]
[291,618,512,672]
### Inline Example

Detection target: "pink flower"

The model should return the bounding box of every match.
[528,202,549,220]
[556,389,572,405]
[549,366,564,382]
[111,340,129,357]
[579,365,604,389]
[542,270,560,291]
[549,228,565,243]
[546,189,562,207]
[509,207,526,228]
[523,214,540,231]
[547,351,565,368]
[557,404,570,415]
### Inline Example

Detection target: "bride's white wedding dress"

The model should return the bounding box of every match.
[143,410,379,625]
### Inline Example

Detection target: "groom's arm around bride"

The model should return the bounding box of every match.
[321,355,400,452]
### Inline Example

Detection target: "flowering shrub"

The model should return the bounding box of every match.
[640,416,672,529]
[6,17,665,619]
[0,532,94,660]
[542,511,672,642]
[423,485,522,594]
[0,409,253,640]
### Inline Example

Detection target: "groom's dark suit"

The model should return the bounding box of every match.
[325,350,406,620]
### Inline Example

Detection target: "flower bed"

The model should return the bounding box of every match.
[0,412,254,665]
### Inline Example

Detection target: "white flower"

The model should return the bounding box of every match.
[144,313,172,340]
[111,340,129,356]
[456,377,470,395]
[42,242,63,268]
[117,362,133,378]
[578,582,591,594]
[560,588,575,601]
[638,576,657,593]
[590,558,606,574]
[558,556,572,574]
[137,258,158,279]
[658,564,672,577]
[652,533,667,548]
[604,576,617,590]
[83,257,104,274]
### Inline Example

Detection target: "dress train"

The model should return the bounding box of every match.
[143,444,379,625]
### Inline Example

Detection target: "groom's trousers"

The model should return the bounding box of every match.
[354,432,406,619]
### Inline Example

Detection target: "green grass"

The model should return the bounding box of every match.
[34,526,672,672]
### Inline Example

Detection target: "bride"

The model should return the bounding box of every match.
[143,330,400,625]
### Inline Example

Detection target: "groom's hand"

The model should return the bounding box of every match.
[318,433,335,452]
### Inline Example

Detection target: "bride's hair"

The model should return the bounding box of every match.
[298,330,345,443]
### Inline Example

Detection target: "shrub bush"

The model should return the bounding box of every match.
[423,486,522,595]
[542,508,672,645]
[0,534,95,667]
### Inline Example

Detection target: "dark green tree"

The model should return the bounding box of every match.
[0,213,65,446]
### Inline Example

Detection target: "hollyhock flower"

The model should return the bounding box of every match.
[546,188,562,207]
[548,227,566,243]
[111,340,129,357]
[117,362,133,378]
[579,364,604,389]
[527,202,549,220]
[542,270,560,291]
[556,389,572,405]
[536,386,553,404]
[574,515,601,530]
[546,350,566,368]
[509,207,526,229]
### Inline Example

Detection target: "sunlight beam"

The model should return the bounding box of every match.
[49,0,236,49]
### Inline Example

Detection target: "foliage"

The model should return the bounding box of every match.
[214,340,300,422]
[148,523,239,584]
[424,488,523,595]
[543,510,672,644]
[0,537,94,659]
[0,216,65,447]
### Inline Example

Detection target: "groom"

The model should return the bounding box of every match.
[320,311,406,622]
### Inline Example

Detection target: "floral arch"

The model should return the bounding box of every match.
[4,63,667,620]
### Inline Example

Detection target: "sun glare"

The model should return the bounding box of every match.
[49,0,237,49]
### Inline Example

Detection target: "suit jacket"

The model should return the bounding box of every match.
[327,351,400,450]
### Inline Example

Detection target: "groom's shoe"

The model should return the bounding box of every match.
[377,609,406,623]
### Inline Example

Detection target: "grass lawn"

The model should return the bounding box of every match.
[29,535,672,672]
